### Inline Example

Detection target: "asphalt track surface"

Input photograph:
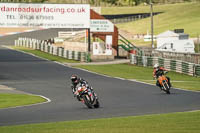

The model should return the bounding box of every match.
[0,29,200,126]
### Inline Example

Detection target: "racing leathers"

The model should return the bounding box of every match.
[71,78,93,101]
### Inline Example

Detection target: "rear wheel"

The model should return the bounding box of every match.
[166,90,170,94]
[94,99,100,108]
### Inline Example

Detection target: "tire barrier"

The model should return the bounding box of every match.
[130,54,200,77]
[15,38,87,62]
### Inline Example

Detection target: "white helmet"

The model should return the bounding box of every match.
[154,64,159,69]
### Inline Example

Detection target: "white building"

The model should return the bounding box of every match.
[156,30,195,53]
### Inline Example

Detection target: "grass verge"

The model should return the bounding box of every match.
[0,93,47,109]
[11,46,80,63]
[1,111,200,133]
[76,64,200,91]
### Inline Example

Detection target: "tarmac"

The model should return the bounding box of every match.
[0,85,29,94]
[0,59,130,94]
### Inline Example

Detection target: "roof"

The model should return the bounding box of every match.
[157,30,179,38]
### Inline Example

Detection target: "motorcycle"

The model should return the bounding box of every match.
[74,85,100,109]
[157,72,171,94]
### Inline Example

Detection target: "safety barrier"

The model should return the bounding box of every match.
[130,54,200,77]
[14,38,87,62]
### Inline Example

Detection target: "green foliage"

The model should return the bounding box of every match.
[106,0,119,5]
[3,0,196,6]
[31,0,46,3]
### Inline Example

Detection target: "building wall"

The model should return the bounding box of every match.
[157,37,179,48]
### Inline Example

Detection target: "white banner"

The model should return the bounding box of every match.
[90,19,114,32]
[105,35,112,55]
[93,37,113,56]
[0,3,90,28]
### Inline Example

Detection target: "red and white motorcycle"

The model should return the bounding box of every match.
[74,85,100,109]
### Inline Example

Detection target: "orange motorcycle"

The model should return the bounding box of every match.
[158,74,171,94]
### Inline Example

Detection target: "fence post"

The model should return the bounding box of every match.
[68,50,73,59]
[137,56,143,66]
[80,52,86,62]
[63,50,67,58]
[14,40,18,47]
[130,54,134,64]
[66,50,69,59]
[53,46,57,55]
[147,56,153,67]
[170,60,176,71]
[74,51,79,60]
[195,65,200,76]
[182,62,189,74]
[158,58,164,67]
[142,56,147,67]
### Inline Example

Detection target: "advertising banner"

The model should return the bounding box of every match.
[90,19,114,32]
[93,35,112,55]
[0,3,90,28]
[105,35,112,55]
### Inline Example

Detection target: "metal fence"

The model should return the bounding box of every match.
[110,15,149,24]
[103,12,162,24]
[130,54,200,77]
[14,38,88,62]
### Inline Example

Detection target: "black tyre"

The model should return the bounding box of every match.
[94,99,100,108]
[166,90,170,94]
[163,81,170,94]
[83,94,93,109]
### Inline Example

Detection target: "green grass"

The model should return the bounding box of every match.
[126,39,156,47]
[103,3,200,37]
[1,111,200,133]
[0,93,46,109]
[11,46,80,63]
[76,64,200,91]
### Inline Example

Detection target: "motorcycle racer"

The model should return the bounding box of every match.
[153,64,171,89]
[70,74,93,101]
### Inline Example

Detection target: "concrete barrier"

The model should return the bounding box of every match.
[15,38,87,62]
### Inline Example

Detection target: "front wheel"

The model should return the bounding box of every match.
[82,94,93,109]
[163,81,170,94]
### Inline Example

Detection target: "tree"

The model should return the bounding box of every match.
[128,0,134,6]
[133,0,141,5]
[107,0,119,5]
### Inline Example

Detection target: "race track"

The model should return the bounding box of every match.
[0,30,200,126]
